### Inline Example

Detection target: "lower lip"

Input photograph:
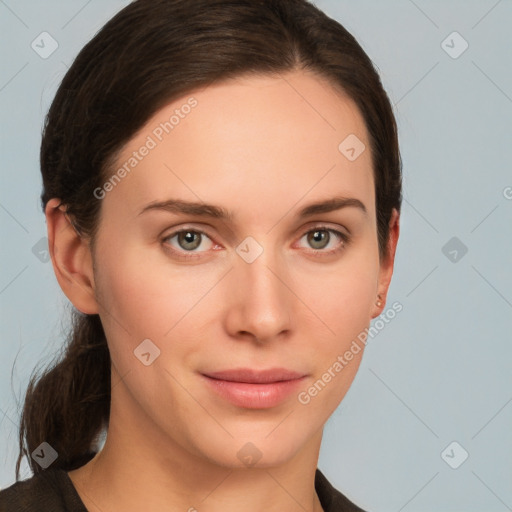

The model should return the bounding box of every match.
[201,375,307,409]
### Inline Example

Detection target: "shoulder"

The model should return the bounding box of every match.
[315,468,367,512]
[0,468,87,512]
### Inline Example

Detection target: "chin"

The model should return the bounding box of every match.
[191,428,311,470]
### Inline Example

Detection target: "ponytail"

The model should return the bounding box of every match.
[16,312,110,479]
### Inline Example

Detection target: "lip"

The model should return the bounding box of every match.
[201,368,308,409]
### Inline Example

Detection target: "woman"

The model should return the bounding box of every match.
[0,0,401,510]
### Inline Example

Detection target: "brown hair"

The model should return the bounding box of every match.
[16,0,401,479]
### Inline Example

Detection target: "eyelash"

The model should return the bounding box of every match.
[162,225,350,261]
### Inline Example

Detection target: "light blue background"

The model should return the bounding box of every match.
[1,1,511,511]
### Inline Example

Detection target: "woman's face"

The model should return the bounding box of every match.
[89,70,396,468]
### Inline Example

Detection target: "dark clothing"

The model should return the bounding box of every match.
[0,469,87,512]
[0,467,366,511]
[315,469,367,511]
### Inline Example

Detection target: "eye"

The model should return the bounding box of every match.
[298,226,349,254]
[162,229,216,258]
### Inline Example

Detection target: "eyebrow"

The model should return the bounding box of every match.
[138,196,367,219]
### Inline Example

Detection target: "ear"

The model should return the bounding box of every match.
[45,198,99,315]
[372,208,400,318]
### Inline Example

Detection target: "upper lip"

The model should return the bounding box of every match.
[202,368,307,384]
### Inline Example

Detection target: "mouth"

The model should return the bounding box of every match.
[200,368,308,409]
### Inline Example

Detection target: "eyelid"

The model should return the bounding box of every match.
[300,221,351,238]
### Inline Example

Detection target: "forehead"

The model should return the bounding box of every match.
[102,70,374,223]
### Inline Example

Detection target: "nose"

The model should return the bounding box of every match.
[223,247,293,344]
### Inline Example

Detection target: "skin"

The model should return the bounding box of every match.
[46,69,399,512]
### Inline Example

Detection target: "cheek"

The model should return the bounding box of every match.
[91,240,167,344]
[299,255,378,335]
[93,243,222,348]
[295,250,378,399]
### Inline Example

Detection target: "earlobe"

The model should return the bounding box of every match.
[45,198,99,315]
[372,208,400,318]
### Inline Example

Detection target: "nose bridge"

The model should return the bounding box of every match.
[228,238,292,339]
[244,252,283,301]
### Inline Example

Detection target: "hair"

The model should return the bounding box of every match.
[16,0,402,479]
